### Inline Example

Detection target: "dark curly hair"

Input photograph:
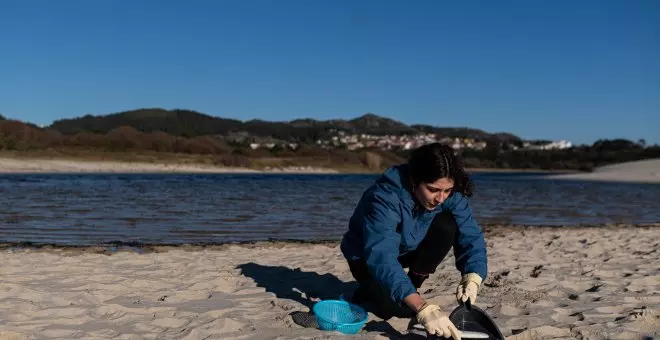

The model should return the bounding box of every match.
[407,142,474,197]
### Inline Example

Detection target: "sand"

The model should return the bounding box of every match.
[0,225,658,339]
[3,157,660,183]
[0,157,338,174]
[548,159,660,183]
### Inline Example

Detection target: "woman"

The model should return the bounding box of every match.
[340,142,488,340]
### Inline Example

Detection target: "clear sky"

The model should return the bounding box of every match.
[1,0,658,145]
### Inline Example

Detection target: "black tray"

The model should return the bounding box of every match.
[407,301,505,339]
[448,301,504,340]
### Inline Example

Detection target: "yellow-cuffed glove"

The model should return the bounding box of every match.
[416,303,461,340]
[455,273,482,305]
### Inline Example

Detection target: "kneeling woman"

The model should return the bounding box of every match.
[340,143,488,339]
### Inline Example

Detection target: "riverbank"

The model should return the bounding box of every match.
[2,154,658,181]
[0,157,339,174]
[0,155,566,175]
[0,224,657,339]
[547,159,660,183]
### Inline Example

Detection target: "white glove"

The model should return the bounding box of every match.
[416,303,461,340]
[456,273,482,305]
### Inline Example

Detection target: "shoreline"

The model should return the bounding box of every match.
[467,167,576,174]
[546,158,660,184]
[2,156,659,183]
[0,224,657,339]
[0,155,577,175]
[2,223,658,253]
[0,156,339,174]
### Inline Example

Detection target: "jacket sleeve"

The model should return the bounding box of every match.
[360,187,417,303]
[448,193,488,280]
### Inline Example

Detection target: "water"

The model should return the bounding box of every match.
[1,172,659,246]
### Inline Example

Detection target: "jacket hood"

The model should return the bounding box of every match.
[382,163,448,214]
[381,164,417,212]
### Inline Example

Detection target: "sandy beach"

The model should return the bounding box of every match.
[548,159,660,183]
[3,157,659,182]
[0,157,338,174]
[1,157,658,339]
[0,225,658,340]
[0,157,567,175]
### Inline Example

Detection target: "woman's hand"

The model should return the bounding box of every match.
[416,303,461,339]
[456,273,482,305]
[404,294,461,339]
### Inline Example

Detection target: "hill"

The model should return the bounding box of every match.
[49,109,244,137]
[48,108,519,143]
[1,113,659,172]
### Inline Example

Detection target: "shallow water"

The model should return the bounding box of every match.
[1,173,658,245]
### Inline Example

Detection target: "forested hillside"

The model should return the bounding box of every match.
[0,109,657,172]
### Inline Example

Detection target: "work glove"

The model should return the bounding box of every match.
[416,303,461,340]
[456,273,482,305]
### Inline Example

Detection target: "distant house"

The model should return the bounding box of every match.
[523,140,572,150]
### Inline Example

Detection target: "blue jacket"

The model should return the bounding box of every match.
[340,164,488,303]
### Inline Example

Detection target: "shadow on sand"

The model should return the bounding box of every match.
[236,262,357,309]
[236,262,423,339]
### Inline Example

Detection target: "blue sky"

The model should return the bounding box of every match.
[1,0,658,145]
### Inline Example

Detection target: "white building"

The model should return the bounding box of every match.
[523,140,573,150]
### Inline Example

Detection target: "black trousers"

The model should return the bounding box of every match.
[347,211,458,320]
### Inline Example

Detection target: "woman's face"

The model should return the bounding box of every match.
[414,177,454,210]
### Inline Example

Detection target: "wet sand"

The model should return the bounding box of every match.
[0,224,658,339]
